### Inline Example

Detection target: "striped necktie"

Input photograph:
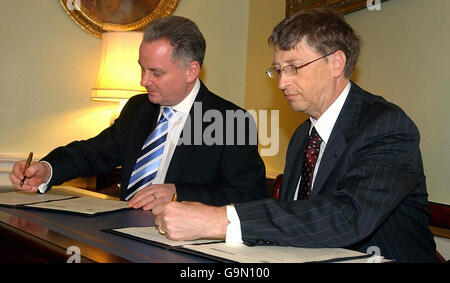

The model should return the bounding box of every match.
[126,107,174,200]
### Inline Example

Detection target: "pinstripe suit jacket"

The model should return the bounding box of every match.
[235,82,436,262]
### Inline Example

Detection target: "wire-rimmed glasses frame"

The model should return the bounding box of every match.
[265,52,334,79]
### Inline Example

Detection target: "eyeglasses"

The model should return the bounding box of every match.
[265,52,334,79]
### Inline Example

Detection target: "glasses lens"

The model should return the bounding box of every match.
[266,68,278,79]
[284,65,297,76]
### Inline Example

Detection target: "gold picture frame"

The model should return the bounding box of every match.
[286,0,390,17]
[60,0,180,38]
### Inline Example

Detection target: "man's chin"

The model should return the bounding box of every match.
[147,93,162,104]
[287,101,306,113]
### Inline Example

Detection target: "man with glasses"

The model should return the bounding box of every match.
[152,8,436,262]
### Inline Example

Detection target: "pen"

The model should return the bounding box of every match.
[20,152,33,187]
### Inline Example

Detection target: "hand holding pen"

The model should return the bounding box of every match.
[20,152,33,187]
[9,152,52,192]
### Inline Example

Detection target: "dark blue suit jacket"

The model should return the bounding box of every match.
[235,82,436,262]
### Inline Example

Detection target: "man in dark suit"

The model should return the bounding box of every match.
[152,9,436,262]
[9,16,267,208]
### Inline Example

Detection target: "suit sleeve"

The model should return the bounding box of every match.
[40,99,135,188]
[235,104,424,247]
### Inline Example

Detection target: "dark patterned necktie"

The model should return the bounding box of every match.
[298,127,322,200]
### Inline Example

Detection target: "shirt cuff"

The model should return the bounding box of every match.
[37,161,53,194]
[225,205,243,244]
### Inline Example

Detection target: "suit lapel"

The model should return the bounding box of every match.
[281,121,310,201]
[122,101,159,189]
[310,82,363,197]
[164,118,197,182]
[136,104,160,149]
[310,129,346,197]
[164,82,207,182]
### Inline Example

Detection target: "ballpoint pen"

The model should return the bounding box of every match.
[20,152,33,187]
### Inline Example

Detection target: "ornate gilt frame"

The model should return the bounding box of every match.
[60,0,179,38]
[286,0,390,16]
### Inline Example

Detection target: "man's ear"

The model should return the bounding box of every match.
[331,50,347,78]
[186,61,201,83]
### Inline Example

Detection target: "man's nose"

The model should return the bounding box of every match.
[277,71,289,90]
[141,71,151,87]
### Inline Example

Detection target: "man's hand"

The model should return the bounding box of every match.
[9,161,51,192]
[128,183,176,210]
[153,201,229,241]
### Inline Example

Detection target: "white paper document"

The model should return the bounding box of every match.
[182,242,371,263]
[108,226,376,263]
[0,191,75,207]
[25,196,130,215]
[111,226,221,247]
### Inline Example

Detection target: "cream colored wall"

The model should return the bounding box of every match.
[345,0,450,204]
[0,0,249,161]
[244,0,297,178]
[0,0,110,158]
[175,0,250,107]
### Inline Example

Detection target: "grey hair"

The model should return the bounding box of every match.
[143,16,206,68]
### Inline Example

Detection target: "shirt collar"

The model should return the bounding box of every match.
[309,81,351,144]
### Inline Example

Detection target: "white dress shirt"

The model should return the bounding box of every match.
[225,81,351,244]
[39,78,201,194]
[152,78,200,184]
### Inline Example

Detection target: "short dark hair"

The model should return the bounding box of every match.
[144,16,206,68]
[268,8,360,78]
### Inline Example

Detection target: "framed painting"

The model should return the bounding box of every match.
[286,0,390,17]
[60,0,179,38]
